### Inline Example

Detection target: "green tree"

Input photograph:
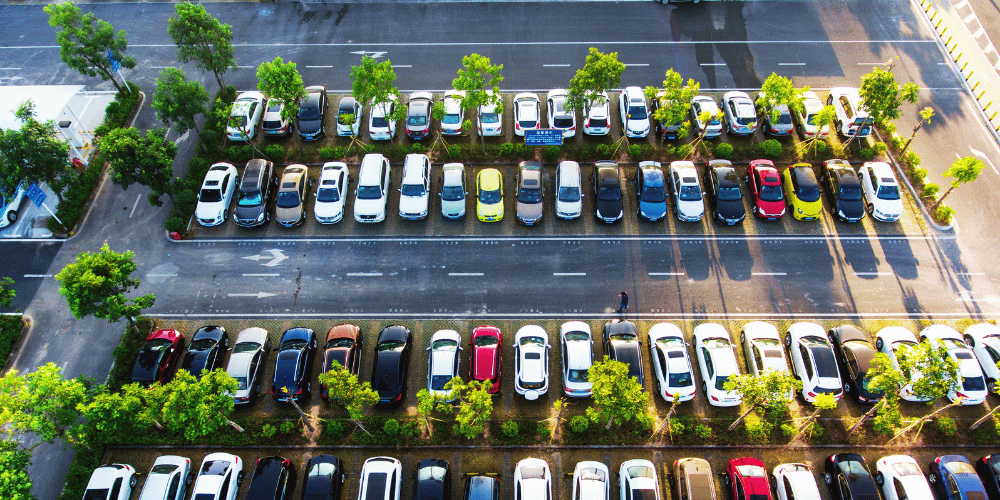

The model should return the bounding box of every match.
[899,107,935,157]
[44,2,135,93]
[440,378,493,439]
[55,243,154,334]
[415,388,446,434]
[167,2,237,89]
[452,53,504,149]
[256,57,307,121]
[0,363,91,448]
[808,105,837,155]
[567,48,626,113]
[0,277,13,308]
[75,383,149,448]
[0,101,74,204]
[98,127,178,208]
[756,73,806,138]
[645,69,699,144]
[688,109,724,157]
[890,337,964,441]
[0,440,33,500]
[318,361,379,434]
[724,370,801,431]
[350,55,405,126]
[587,356,648,429]
[152,68,209,136]
[792,392,838,441]
[848,353,906,435]
[145,369,241,442]
[859,62,919,127]
[931,156,984,210]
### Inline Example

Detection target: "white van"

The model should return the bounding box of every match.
[555,161,582,219]
[354,154,391,223]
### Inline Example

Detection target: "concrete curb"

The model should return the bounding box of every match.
[105,443,1000,450]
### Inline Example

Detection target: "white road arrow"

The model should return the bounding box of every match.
[228,292,277,298]
[241,249,288,267]
[350,50,387,59]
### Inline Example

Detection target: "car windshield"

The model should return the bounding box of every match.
[189,338,216,351]
[479,188,501,204]
[474,335,499,347]
[839,185,862,201]
[773,112,791,125]
[357,185,383,200]
[891,462,923,476]
[200,188,222,203]
[877,185,900,200]
[554,116,574,128]
[201,460,231,475]
[276,190,300,208]
[330,338,354,348]
[798,186,820,202]
[418,465,448,482]
[627,106,647,120]
[641,187,666,203]
[280,339,307,350]
[669,371,693,387]
[610,333,636,342]
[598,185,621,201]
[806,113,819,125]
[579,468,606,481]
[715,374,731,391]
[230,116,247,128]
[235,376,248,390]
[407,115,427,127]
[442,185,465,202]
[718,186,742,201]
[627,466,654,479]
[565,332,589,342]
[431,375,452,391]
[679,184,702,201]
[237,191,262,207]
[760,184,784,202]
[442,113,461,125]
[233,342,259,354]
[736,465,766,477]
[520,336,544,346]
[433,339,458,350]
[964,375,987,391]
[145,338,173,352]
[337,110,354,125]
[481,113,499,124]
[401,184,426,197]
[567,368,588,383]
[559,186,581,202]
[518,188,541,203]
[377,340,406,352]
[300,102,320,120]
[372,116,388,128]
[317,187,341,203]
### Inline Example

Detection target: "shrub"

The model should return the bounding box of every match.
[676,144,693,158]
[781,423,797,437]
[106,317,153,391]
[188,156,209,177]
[499,143,516,158]
[594,144,611,158]
[228,145,252,163]
[891,135,905,150]
[923,182,940,198]
[463,119,473,133]
[904,150,921,168]
[913,167,928,182]
[325,420,344,440]
[409,143,426,155]
[936,416,957,437]
[57,450,99,500]
[760,139,782,159]
[98,82,142,133]
[260,424,277,438]
[446,145,461,158]
[814,141,828,154]
[383,418,400,436]
[743,417,772,443]
[694,423,712,440]
[319,146,336,161]
[165,216,187,234]
[536,421,551,438]
[668,418,686,435]
[279,421,296,434]
[501,420,519,438]
[872,142,887,157]
[174,189,198,216]
[543,145,561,162]
[515,143,531,158]
[664,145,677,156]
[858,147,874,160]
[48,161,102,234]
[629,144,642,159]
[935,205,955,225]
[569,415,589,433]
[714,143,733,159]
[0,316,23,366]
[263,144,286,163]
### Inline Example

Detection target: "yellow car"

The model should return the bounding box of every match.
[477,168,504,222]
[782,163,823,221]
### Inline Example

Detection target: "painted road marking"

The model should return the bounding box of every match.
[649,272,684,276]
[778,62,806,66]
[181,233,951,244]
[306,65,333,68]
[553,272,586,276]
[243,273,279,277]
[855,271,892,276]
[129,194,142,218]
[150,311,992,320]
[392,65,412,68]
[147,273,178,277]
[227,292,277,298]
[449,272,485,276]
[624,63,650,67]
[22,274,52,278]
[543,64,571,67]
[346,272,383,277]
[752,272,788,276]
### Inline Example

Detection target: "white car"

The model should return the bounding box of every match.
[514,93,541,136]
[740,321,792,378]
[875,455,934,500]
[772,463,822,500]
[315,162,349,224]
[427,329,462,398]
[359,457,401,500]
[84,463,137,500]
[920,324,988,405]
[440,163,467,219]
[572,461,610,500]
[785,322,843,403]
[192,453,244,500]
[478,90,503,137]
[399,154,431,220]
[828,86,873,138]
[336,96,363,137]
[354,154,391,223]
[583,92,610,136]
[690,96,723,138]
[693,323,741,407]
[441,89,466,135]
[560,321,593,397]
[138,455,192,500]
[514,325,550,400]
[618,460,660,500]
[226,91,265,141]
[368,95,399,141]
[195,162,238,227]
[722,91,757,136]
[515,458,552,500]
[668,161,705,222]
[555,161,583,219]
[875,326,929,402]
[795,91,829,139]
[0,180,27,228]
[226,327,271,405]
[547,89,576,137]
[964,323,1000,391]
[858,162,903,222]
[648,323,696,403]
[619,86,650,138]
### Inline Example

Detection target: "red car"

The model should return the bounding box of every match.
[131,329,185,386]
[470,325,502,393]
[321,324,362,399]
[726,457,772,500]
[746,160,786,220]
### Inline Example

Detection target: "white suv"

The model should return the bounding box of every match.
[354,154,391,223]
[858,162,902,222]
[398,154,431,220]
[722,91,757,135]
[191,453,243,500]
[619,86,650,138]
[694,323,741,407]
[668,161,705,222]
[583,92,610,136]
[513,325,550,400]
[785,322,842,403]
[555,161,583,219]
[359,457,402,500]
[84,464,137,500]
[546,89,576,137]
[514,93,541,136]
[828,87,873,137]
[368,95,398,141]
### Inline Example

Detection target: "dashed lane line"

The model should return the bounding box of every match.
[345,272,383,277]
[553,272,586,276]
[752,272,788,276]
[243,273,280,277]
[22,274,52,278]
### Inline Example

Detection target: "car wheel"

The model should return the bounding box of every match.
[784,334,792,347]
[844,381,852,394]
[724,474,731,488]
[824,473,833,485]
[237,471,246,487]
[867,202,874,214]
[770,475,777,490]
[740,331,746,343]
[875,472,884,486]
[827,332,836,343]
[928,472,938,484]
[875,337,884,351]
[965,334,976,348]
[702,382,708,395]
[989,380,997,393]
[6,210,17,223]
[186,471,194,486]
[129,475,137,488]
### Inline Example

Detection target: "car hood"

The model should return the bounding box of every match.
[638,200,666,220]
[314,198,344,219]
[517,201,543,221]
[299,118,322,134]
[595,198,623,220]
[275,205,302,224]
[195,201,226,220]
[399,195,429,214]
[441,197,465,213]
[836,198,865,220]
[757,198,785,215]
[716,198,746,221]
[625,118,649,133]
[234,202,265,220]
[430,350,458,377]
[354,197,386,216]
[677,198,705,218]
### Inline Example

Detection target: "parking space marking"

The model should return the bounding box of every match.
[242,273,280,277]
[22,274,52,278]
[448,272,485,276]
[700,63,727,66]
[624,63,649,67]
[346,272,383,277]
[959,272,986,276]
[648,272,684,276]
[543,64,571,67]
[778,62,806,66]
[391,65,412,68]
[305,65,333,68]
[147,273,178,277]
[855,271,892,276]
[182,233,950,244]
[553,272,586,276]
[149,311,988,319]
[128,194,141,218]
[0,67,21,70]
[752,272,788,276]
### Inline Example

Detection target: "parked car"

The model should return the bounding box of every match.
[315,162,349,224]
[618,460,660,500]
[822,159,865,222]
[824,454,879,500]
[406,92,433,140]
[415,459,451,500]
[739,321,791,382]
[369,95,399,141]
[929,455,989,500]
[875,326,928,402]
[399,154,431,220]
[648,322,696,402]
[516,161,544,226]
[514,93,541,136]
[0,179,26,228]
[673,458,716,500]
[514,325,550,400]
[465,475,499,500]
[650,93,686,140]
[470,325,502,393]
[705,160,745,225]
[694,323,741,407]
[440,163,468,219]
[427,329,463,398]
[275,164,310,227]
[84,464,137,500]
[226,327,271,405]
[603,320,644,388]
[619,86,650,138]
[964,322,1000,391]
[137,455,191,500]
[773,463,821,500]
[358,457,402,500]
[726,458,772,500]
[476,168,504,222]
[181,325,229,379]
[233,159,275,228]
[782,163,823,221]
[920,325,988,405]
[195,162,239,227]
[245,456,293,500]
[828,325,882,404]
[555,161,583,219]
[636,161,667,222]
[858,161,902,222]
[301,455,345,500]
[547,89,576,137]
[976,454,1000,500]
[354,154,391,223]
[560,321,593,397]
[131,329,184,387]
[757,92,793,137]
[690,95,723,138]
[722,91,757,135]
[271,327,317,403]
[874,455,933,500]
[192,453,244,500]
[261,99,292,138]
[572,461,609,500]
[321,324,362,399]
[828,87,873,138]
[795,91,829,139]
[583,92,611,136]
[441,89,466,135]
[669,161,705,222]
[515,458,552,500]
[786,322,843,403]
[372,325,413,406]
[226,91,265,141]
[593,161,623,223]
[477,90,503,137]
[746,160,785,220]
[336,96,362,137]
[298,85,328,140]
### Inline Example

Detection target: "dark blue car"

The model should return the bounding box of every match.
[636,161,667,222]
[930,455,988,500]
[271,327,317,403]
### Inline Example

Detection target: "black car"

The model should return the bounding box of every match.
[593,161,623,223]
[298,86,328,141]
[301,455,345,500]
[271,327,317,402]
[233,159,276,228]
[372,325,413,406]
[705,160,746,225]
[415,459,451,500]
[976,454,1000,500]
[824,453,880,500]
[246,456,293,500]
[181,325,229,379]
[822,159,865,222]
[828,325,882,404]
[603,320,645,388]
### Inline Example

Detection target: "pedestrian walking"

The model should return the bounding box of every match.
[618,291,629,313]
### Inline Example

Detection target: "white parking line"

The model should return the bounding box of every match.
[649,272,684,276]
[855,271,892,276]
[624,63,649,67]
[305,65,333,68]
[147,273,178,277]
[129,194,141,218]
[553,272,586,276]
[346,272,383,277]
[959,272,986,276]
[778,62,806,66]
[0,67,22,70]
[22,274,52,278]
[243,273,279,277]
[448,272,485,276]
[700,63,727,66]
[150,311,985,320]
[391,65,412,68]
[543,64,571,67]
[752,272,788,276]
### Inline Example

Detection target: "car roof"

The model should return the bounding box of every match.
[790,165,819,187]
[378,325,410,344]
[479,169,501,190]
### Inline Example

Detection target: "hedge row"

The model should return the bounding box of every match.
[0,315,24,367]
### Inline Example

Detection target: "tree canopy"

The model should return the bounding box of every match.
[256,57,307,121]
[756,73,807,125]
[45,2,135,93]
[645,69,700,140]
[587,356,649,429]
[350,56,403,122]
[167,2,237,89]
[897,338,960,401]
[54,243,154,332]
[567,48,626,112]
[318,361,379,431]
[0,362,92,447]
[933,156,984,210]
[859,63,919,126]
[452,54,504,146]
[724,370,801,430]
[97,127,178,208]
[152,68,209,136]
[0,101,74,205]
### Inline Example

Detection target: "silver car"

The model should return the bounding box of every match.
[516,161,543,226]
[440,163,467,219]
[226,327,271,405]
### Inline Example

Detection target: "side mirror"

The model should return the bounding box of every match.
[425,347,431,351]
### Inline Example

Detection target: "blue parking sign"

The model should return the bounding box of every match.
[24,183,45,208]
[525,129,564,146]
